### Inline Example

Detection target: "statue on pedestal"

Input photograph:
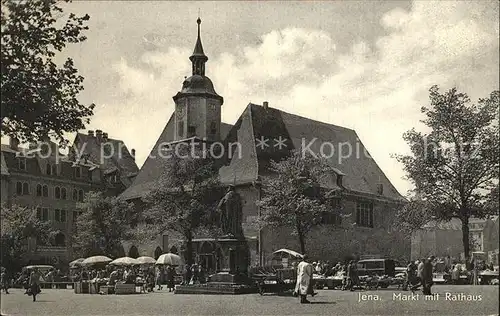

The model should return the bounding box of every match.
[217,186,243,238]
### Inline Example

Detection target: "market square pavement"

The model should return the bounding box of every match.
[1,285,498,316]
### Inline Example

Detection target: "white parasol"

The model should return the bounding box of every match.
[136,256,156,265]
[81,255,112,266]
[156,253,182,266]
[273,249,304,258]
[69,258,85,268]
[109,257,139,266]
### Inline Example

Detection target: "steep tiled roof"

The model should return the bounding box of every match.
[220,103,404,201]
[0,144,95,183]
[72,132,139,182]
[121,112,234,200]
[121,104,404,202]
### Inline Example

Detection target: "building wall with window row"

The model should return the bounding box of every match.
[1,134,138,268]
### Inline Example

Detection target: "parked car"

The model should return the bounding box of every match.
[357,259,396,277]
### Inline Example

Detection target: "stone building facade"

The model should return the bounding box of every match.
[1,132,138,268]
[412,216,499,264]
[120,18,410,268]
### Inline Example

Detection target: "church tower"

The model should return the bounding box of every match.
[172,18,224,142]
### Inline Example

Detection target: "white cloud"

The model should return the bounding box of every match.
[98,0,498,196]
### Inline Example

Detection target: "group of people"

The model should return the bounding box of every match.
[403,256,436,295]
[71,265,176,293]
[181,263,206,285]
[294,256,364,303]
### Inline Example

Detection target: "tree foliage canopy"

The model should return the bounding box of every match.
[395,86,499,259]
[0,204,53,272]
[1,0,94,145]
[136,142,223,264]
[256,150,343,254]
[72,191,135,258]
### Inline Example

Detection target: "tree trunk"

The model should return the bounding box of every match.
[295,220,306,255]
[298,231,306,255]
[460,216,470,269]
[185,230,194,265]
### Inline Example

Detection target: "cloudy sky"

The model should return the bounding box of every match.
[53,0,498,196]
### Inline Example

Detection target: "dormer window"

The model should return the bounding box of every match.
[18,157,26,170]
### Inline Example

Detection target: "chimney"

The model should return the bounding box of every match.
[95,129,102,141]
[131,149,136,160]
[263,101,269,109]
[9,137,19,150]
[88,130,94,137]
[102,132,108,142]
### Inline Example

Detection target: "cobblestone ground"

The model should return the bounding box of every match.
[1,285,498,316]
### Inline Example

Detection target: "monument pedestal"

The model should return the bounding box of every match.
[175,236,257,294]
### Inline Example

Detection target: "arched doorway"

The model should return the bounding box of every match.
[154,247,162,259]
[128,245,139,258]
[54,232,66,247]
[199,242,214,272]
[169,246,178,254]
[116,245,126,258]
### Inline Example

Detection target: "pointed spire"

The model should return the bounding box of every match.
[190,17,208,75]
[193,17,205,56]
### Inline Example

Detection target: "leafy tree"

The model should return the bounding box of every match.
[135,142,222,265]
[256,150,343,254]
[72,192,135,258]
[0,204,53,272]
[395,86,499,263]
[393,199,434,236]
[1,0,94,145]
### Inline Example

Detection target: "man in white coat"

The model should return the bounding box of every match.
[294,255,314,304]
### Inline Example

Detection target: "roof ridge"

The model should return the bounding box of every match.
[248,103,355,132]
[247,104,259,182]
[351,130,405,199]
[76,132,125,144]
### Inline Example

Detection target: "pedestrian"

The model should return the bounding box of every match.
[403,261,416,291]
[422,256,435,295]
[198,265,206,284]
[451,264,460,285]
[184,264,192,285]
[28,268,42,302]
[155,266,162,290]
[190,263,198,284]
[166,266,175,292]
[294,254,314,304]
[1,267,9,294]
